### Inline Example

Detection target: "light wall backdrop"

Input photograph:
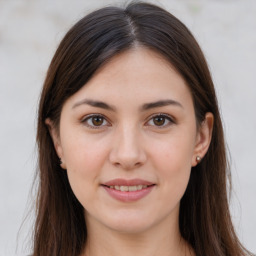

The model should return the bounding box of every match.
[0,0,255,255]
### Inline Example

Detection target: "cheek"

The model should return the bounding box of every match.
[62,130,109,172]
[61,132,110,203]
[150,133,195,198]
[151,131,195,170]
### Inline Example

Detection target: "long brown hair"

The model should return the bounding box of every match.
[34,2,253,256]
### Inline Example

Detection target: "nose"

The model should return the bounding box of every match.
[109,124,147,170]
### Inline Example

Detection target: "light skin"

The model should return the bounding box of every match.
[46,47,213,256]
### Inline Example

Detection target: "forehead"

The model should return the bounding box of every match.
[65,47,193,111]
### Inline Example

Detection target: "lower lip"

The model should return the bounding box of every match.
[102,185,155,202]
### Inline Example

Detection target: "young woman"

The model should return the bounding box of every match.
[33,2,253,256]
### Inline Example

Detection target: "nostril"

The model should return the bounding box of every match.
[112,160,143,170]
[135,161,142,167]
[114,162,121,167]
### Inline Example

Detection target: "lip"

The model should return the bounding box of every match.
[101,179,155,202]
[103,178,154,187]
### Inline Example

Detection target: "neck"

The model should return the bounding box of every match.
[82,212,193,256]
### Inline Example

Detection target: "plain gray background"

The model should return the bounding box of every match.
[0,0,255,255]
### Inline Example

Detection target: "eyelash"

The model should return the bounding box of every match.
[81,114,110,129]
[145,113,175,128]
[81,113,175,129]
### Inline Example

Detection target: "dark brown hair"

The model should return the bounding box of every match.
[34,2,253,256]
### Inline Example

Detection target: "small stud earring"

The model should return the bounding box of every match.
[59,158,63,165]
[196,156,202,163]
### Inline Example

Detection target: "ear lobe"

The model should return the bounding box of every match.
[192,112,214,167]
[45,118,66,169]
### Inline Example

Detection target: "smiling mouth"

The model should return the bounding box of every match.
[101,179,156,202]
[103,184,154,192]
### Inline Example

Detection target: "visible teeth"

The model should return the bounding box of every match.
[129,186,137,191]
[110,185,149,191]
[120,186,129,192]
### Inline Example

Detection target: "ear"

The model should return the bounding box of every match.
[191,112,214,167]
[45,118,66,169]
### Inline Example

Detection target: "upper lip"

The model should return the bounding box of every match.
[102,179,155,187]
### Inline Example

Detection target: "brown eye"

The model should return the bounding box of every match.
[82,114,110,128]
[153,116,165,126]
[92,116,104,126]
[146,114,174,128]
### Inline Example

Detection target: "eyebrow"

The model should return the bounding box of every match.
[72,99,116,111]
[72,98,183,111]
[141,99,183,111]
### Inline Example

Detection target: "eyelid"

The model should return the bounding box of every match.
[80,113,175,129]
[81,113,111,129]
[145,113,176,127]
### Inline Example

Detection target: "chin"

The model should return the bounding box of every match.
[108,220,153,234]
[100,209,161,234]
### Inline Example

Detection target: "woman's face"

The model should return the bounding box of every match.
[49,47,212,234]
